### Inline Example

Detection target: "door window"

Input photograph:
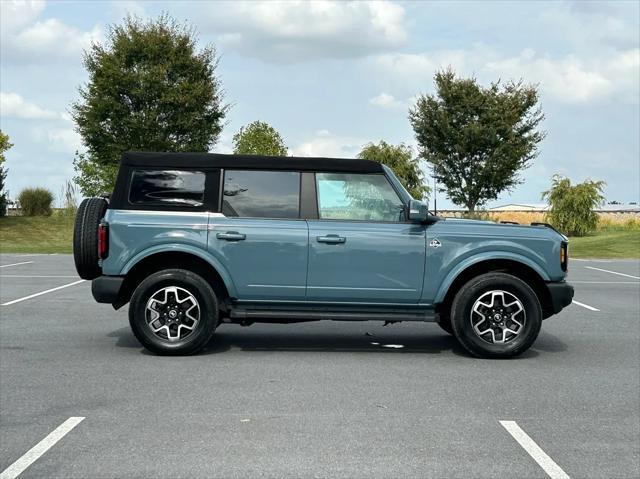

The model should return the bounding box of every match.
[222,170,300,218]
[316,173,404,222]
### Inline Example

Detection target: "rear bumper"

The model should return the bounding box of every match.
[547,281,574,315]
[92,275,124,304]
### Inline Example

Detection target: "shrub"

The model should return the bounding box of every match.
[542,175,605,237]
[18,187,54,216]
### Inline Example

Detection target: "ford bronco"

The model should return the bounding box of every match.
[74,152,574,357]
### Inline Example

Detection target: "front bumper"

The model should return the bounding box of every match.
[547,281,574,315]
[92,275,124,304]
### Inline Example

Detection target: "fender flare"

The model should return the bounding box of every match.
[121,243,238,298]
[434,251,550,304]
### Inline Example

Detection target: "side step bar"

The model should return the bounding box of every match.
[229,308,437,322]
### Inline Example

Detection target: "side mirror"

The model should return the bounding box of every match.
[408,199,429,222]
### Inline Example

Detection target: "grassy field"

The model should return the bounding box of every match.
[0,214,74,254]
[0,214,638,258]
[568,230,640,259]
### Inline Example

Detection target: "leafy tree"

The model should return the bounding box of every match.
[233,121,288,156]
[72,14,227,195]
[542,175,605,236]
[409,69,545,211]
[358,141,430,200]
[0,130,12,217]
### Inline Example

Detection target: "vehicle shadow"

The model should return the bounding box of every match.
[107,325,467,356]
[531,330,568,353]
[201,329,466,356]
[107,324,567,358]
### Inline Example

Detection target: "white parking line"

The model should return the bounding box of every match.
[0,262,34,269]
[0,275,79,278]
[585,266,640,280]
[0,417,85,479]
[500,420,570,479]
[572,300,600,311]
[1,280,85,306]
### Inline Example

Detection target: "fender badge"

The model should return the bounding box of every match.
[429,238,442,248]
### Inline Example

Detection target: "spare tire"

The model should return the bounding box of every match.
[73,197,108,280]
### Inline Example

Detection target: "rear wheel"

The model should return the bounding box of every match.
[451,273,542,358]
[129,269,218,355]
[73,197,107,280]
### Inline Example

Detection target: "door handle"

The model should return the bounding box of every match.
[316,234,346,244]
[216,231,246,241]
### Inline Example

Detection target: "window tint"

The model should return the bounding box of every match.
[316,173,404,222]
[222,170,300,218]
[129,170,206,207]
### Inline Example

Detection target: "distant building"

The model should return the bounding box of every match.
[488,203,640,213]
[489,203,549,212]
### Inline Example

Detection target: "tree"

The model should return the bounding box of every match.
[233,121,288,156]
[0,130,12,217]
[542,175,605,236]
[72,14,227,195]
[409,69,545,211]
[357,141,429,200]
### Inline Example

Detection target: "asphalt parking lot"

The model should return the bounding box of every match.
[0,254,638,478]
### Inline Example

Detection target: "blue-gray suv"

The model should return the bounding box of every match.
[73,152,574,357]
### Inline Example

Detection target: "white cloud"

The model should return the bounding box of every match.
[292,130,367,158]
[109,0,147,19]
[29,125,83,153]
[198,0,407,61]
[369,92,406,109]
[485,48,639,104]
[46,128,83,153]
[0,91,59,119]
[0,0,45,33]
[14,19,103,60]
[371,46,640,104]
[1,4,103,64]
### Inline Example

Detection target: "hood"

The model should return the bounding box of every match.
[440,217,567,241]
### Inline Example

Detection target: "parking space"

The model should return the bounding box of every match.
[1,254,639,478]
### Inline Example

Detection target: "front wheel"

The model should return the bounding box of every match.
[129,269,218,355]
[451,273,542,359]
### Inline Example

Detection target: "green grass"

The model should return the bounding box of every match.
[1,214,638,258]
[0,214,75,253]
[569,230,640,259]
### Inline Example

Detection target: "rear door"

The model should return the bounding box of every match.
[306,172,426,303]
[207,169,308,301]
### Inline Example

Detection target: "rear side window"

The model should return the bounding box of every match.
[222,170,300,218]
[129,170,206,207]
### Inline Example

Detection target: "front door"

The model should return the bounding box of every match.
[307,172,426,303]
[208,169,308,301]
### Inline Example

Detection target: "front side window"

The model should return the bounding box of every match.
[129,170,205,207]
[316,173,404,222]
[222,170,300,218]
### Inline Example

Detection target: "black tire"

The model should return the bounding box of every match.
[437,313,454,335]
[129,269,218,355]
[451,273,542,359]
[73,197,107,280]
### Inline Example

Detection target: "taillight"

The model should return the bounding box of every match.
[560,242,568,272]
[98,222,109,259]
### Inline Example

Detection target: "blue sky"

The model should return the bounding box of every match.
[1,0,638,209]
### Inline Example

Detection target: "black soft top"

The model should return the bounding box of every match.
[122,151,383,173]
